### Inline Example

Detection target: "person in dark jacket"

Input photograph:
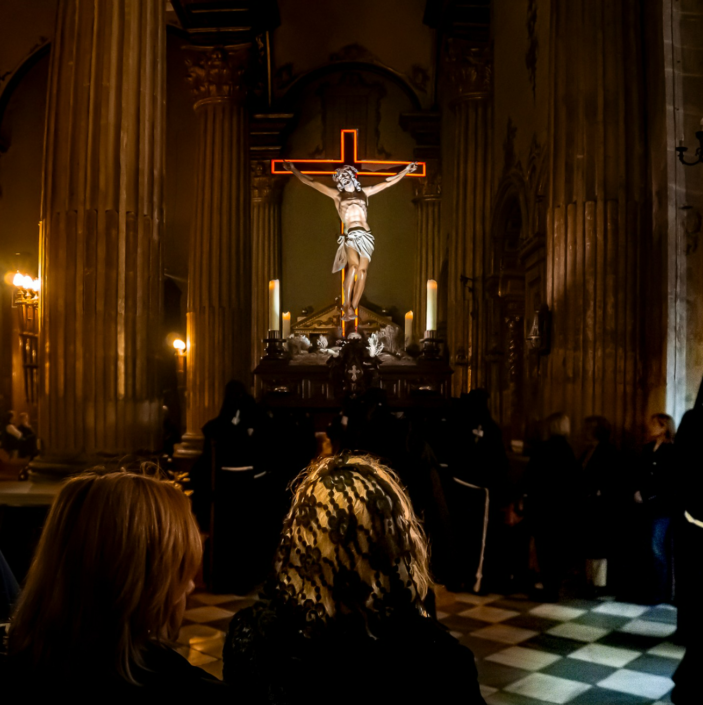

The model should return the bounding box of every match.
[2,470,227,701]
[16,412,38,458]
[1,410,23,457]
[670,381,703,705]
[633,413,677,603]
[577,415,621,595]
[223,454,486,705]
[523,412,579,601]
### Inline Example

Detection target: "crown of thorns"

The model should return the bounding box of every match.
[333,165,362,191]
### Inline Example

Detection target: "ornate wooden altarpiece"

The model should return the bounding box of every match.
[254,305,452,412]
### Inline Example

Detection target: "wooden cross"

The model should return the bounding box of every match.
[272,129,426,333]
[271,128,426,177]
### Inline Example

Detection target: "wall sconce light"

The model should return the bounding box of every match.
[173,338,187,389]
[526,304,551,355]
[11,271,40,404]
[676,119,703,167]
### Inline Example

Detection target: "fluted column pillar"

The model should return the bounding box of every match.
[445,43,492,395]
[33,0,165,476]
[399,112,442,342]
[545,0,646,438]
[412,174,442,340]
[178,47,251,456]
[251,161,283,366]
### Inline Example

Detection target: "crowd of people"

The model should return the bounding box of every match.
[0,380,700,703]
[0,459,486,703]
[187,382,694,609]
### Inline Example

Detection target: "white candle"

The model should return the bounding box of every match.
[405,311,413,346]
[426,280,438,332]
[282,311,291,339]
[269,280,280,331]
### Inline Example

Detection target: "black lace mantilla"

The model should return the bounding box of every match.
[267,456,427,634]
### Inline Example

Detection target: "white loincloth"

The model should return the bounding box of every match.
[332,228,375,273]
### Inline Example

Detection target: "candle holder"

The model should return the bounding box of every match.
[419,330,443,361]
[262,329,287,360]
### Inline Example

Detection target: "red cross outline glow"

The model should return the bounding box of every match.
[271,129,426,177]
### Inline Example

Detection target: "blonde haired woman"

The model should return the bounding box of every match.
[223,454,486,705]
[3,471,228,699]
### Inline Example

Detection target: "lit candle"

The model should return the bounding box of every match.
[269,280,280,332]
[405,311,413,346]
[426,280,438,332]
[282,311,291,339]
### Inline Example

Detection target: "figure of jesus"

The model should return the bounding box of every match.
[283,160,418,321]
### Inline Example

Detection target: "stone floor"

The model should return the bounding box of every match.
[177,586,681,704]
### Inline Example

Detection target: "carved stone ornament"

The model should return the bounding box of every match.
[251,160,283,203]
[185,47,248,108]
[444,40,492,100]
[413,169,442,200]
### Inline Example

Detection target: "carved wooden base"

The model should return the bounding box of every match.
[262,330,287,360]
[420,330,443,361]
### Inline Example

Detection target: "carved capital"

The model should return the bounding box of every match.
[413,168,442,200]
[185,46,249,109]
[251,160,283,203]
[444,40,492,101]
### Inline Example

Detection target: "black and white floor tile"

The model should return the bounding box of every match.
[176,587,682,704]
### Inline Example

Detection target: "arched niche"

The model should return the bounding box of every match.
[278,63,419,323]
[485,177,528,442]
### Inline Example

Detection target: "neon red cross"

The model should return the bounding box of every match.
[271,129,426,177]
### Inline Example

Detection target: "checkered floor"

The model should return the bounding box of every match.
[177,587,682,704]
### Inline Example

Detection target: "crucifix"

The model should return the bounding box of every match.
[272,129,426,326]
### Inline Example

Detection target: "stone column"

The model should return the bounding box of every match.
[544,0,646,438]
[400,112,442,341]
[412,175,442,340]
[445,43,492,396]
[178,47,251,456]
[33,0,165,476]
[251,160,283,366]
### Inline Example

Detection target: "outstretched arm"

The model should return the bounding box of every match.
[363,162,418,197]
[283,161,338,198]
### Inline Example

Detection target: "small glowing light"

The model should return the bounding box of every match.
[22,275,33,290]
[13,272,24,287]
[32,278,40,292]
[173,339,186,351]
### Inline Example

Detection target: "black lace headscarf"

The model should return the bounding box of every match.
[270,454,431,634]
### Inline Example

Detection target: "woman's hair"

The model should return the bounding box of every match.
[584,415,612,444]
[650,413,676,442]
[271,454,431,629]
[544,411,570,439]
[9,470,201,683]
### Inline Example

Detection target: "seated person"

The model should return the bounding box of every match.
[17,413,37,458]
[3,470,229,701]
[223,454,486,705]
[1,411,23,458]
